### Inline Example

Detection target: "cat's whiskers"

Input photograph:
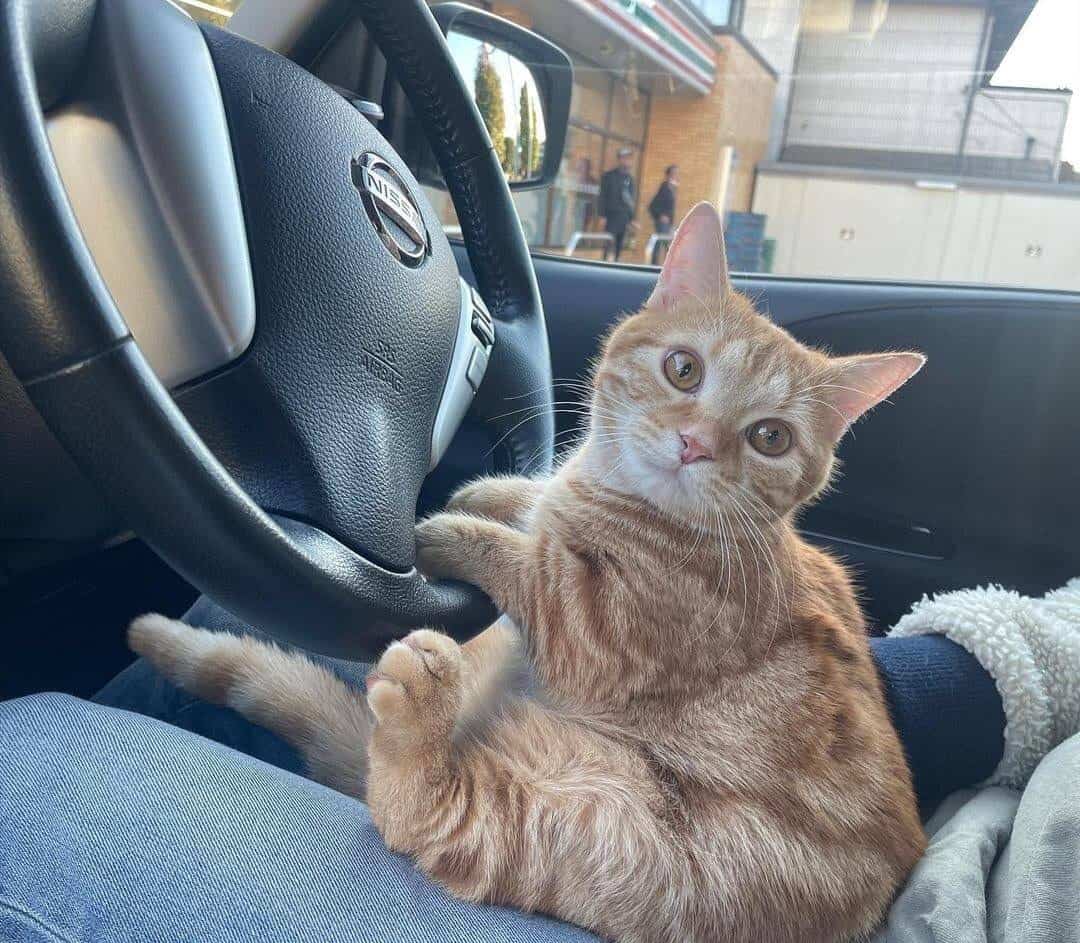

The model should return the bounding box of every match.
[728,488,788,659]
[734,483,803,648]
[691,505,728,641]
[534,430,632,474]
[486,401,622,424]
[715,507,731,615]
[698,503,749,654]
[727,491,775,641]
[743,496,794,643]
[521,426,588,475]
[482,405,627,462]
[665,494,709,574]
[553,379,638,416]
[730,489,784,584]
[714,507,734,623]
[501,377,607,401]
[594,455,629,497]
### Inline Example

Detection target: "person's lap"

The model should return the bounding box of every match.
[92,595,324,777]
[64,600,600,937]
[95,597,1002,805]
[0,595,1007,942]
[0,690,599,943]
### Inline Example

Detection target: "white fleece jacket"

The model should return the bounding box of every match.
[889,578,1080,789]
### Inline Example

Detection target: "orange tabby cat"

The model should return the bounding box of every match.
[131,202,926,943]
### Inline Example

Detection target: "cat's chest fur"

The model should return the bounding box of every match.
[517,473,883,793]
[529,477,796,673]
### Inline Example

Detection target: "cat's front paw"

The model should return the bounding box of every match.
[445,479,489,516]
[366,629,463,750]
[414,512,472,581]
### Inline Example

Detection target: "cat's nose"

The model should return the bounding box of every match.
[679,432,714,464]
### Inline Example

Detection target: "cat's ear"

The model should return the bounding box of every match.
[647,202,730,310]
[821,352,926,441]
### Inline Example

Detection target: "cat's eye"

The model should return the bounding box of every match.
[663,350,702,391]
[746,419,793,457]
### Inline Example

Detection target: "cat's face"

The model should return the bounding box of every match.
[588,203,924,523]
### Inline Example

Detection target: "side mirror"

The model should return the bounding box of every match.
[421,3,572,191]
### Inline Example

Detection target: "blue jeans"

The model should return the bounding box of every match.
[0,690,599,942]
[0,598,1005,941]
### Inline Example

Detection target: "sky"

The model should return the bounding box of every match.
[993,0,1080,165]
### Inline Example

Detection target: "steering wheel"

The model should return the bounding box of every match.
[0,0,555,657]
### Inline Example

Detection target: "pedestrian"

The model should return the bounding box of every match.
[598,147,637,261]
[647,164,678,264]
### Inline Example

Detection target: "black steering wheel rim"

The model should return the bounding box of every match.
[0,0,555,657]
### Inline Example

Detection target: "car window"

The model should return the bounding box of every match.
[181,0,1079,292]
[174,0,244,28]
[429,0,1079,292]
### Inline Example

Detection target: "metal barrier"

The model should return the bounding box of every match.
[564,231,615,257]
[644,231,673,262]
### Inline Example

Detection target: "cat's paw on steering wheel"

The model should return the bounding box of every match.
[414,512,476,581]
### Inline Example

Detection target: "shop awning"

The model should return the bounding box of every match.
[513,0,717,95]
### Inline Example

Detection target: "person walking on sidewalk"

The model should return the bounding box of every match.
[647,164,678,264]
[598,147,637,261]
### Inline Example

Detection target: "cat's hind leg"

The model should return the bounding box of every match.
[366,629,687,943]
[129,614,371,796]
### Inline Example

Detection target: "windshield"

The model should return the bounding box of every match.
[431,0,1079,292]
[175,0,244,27]
[183,0,1080,292]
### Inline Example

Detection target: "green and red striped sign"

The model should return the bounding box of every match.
[569,0,717,92]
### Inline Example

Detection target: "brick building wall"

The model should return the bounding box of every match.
[637,35,775,258]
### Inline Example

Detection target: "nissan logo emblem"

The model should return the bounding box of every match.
[351,153,430,267]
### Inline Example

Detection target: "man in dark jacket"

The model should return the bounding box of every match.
[598,147,637,261]
[647,164,678,264]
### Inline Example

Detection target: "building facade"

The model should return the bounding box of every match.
[781,2,1069,182]
[754,0,1080,290]
[482,0,778,260]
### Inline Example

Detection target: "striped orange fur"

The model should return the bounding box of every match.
[131,204,926,942]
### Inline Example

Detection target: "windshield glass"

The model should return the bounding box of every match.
[175,0,244,27]
[431,0,1079,292]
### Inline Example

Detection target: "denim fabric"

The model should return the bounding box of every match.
[3,596,1006,942]
[0,693,601,943]
[93,596,361,777]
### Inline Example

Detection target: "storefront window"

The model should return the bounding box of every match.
[509,55,649,257]
[549,125,604,246]
[416,52,649,256]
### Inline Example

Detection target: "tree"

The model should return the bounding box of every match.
[517,85,542,178]
[475,46,508,171]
